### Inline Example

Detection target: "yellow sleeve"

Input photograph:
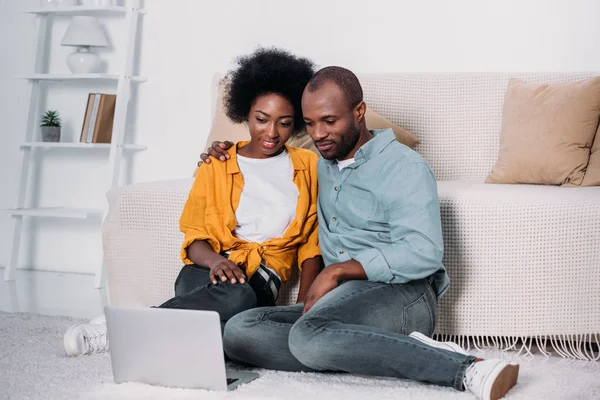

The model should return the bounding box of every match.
[297,152,321,269]
[179,163,222,264]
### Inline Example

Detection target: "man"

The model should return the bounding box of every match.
[200,66,519,400]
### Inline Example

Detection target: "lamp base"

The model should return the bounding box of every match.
[67,47,101,74]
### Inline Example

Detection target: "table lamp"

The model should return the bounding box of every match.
[61,16,109,73]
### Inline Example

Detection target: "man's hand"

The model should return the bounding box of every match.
[302,267,340,314]
[302,260,368,314]
[209,258,246,285]
[198,141,235,165]
[296,256,324,304]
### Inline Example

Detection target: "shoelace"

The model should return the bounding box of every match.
[462,362,479,392]
[82,325,109,355]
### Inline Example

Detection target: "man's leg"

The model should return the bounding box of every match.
[223,303,315,372]
[288,279,476,391]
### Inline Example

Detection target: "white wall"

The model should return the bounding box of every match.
[1,0,600,274]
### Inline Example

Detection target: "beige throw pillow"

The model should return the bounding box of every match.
[486,77,600,185]
[204,79,419,154]
[581,123,600,186]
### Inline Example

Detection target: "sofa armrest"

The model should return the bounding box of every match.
[103,179,193,307]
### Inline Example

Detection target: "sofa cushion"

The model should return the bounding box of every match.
[485,77,600,186]
[435,180,600,336]
[581,123,600,186]
[438,179,600,202]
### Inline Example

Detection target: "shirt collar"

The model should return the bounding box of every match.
[355,129,396,161]
[226,141,307,174]
[324,128,396,167]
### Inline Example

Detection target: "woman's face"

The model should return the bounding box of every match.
[246,93,295,158]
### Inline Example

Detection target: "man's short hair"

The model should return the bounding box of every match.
[306,66,363,109]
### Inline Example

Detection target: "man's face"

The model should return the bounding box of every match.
[301,82,361,160]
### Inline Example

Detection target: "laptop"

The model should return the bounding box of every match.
[105,306,259,391]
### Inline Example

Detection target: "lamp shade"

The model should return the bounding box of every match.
[61,16,108,47]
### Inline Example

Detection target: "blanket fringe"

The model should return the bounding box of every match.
[431,333,600,361]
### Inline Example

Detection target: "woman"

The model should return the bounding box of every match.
[158,47,322,328]
[62,48,322,357]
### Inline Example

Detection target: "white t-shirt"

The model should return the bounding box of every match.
[234,150,299,244]
[337,157,355,171]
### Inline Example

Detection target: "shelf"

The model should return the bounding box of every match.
[21,142,146,150]
[8,207,104,219]
[21,74,147,83]
[23,5,146,15]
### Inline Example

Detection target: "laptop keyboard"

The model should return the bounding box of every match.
[227,378,239,385]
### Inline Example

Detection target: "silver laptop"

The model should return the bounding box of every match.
[105,306,259,391]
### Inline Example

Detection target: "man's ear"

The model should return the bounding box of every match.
[354,101,366,123]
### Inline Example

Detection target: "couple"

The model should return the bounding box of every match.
[182,48,519,400]
[68,48,519,400]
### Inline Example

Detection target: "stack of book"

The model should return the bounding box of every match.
[80,93,117,143]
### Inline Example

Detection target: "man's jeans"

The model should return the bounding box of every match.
[158,264,279,331]
[223,278,476,391]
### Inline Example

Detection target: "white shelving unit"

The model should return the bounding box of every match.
[5,0,146,289]
[20,73,147,82]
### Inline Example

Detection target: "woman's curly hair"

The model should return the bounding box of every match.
[223,47,315,137]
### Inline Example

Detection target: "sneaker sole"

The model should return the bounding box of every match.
[488,363,519,400]
[63,324,86,357]
[409,332,469,355]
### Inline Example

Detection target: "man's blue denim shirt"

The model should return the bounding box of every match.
[317,129,450,299]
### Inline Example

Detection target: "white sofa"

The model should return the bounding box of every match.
[104,73,600,360]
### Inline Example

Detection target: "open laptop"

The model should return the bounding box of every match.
[105,306,259,391]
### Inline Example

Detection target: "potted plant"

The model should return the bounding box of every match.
[40,110,62,142]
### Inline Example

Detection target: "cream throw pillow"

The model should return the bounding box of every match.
[204,79,419,154]
[581,123,600,186]
[486,77,600,185]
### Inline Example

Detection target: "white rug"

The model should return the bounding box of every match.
[1,312,599,400]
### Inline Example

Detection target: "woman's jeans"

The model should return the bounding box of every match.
[223,278,476,391]
[159,263,280,331]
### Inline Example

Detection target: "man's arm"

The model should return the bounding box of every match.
[296,256,324,303]
[352,161,444,283]
[301,259,365,314]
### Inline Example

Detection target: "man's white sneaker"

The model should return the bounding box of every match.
[463,359,519,400]
[63,323,109,357]
[409,331,469,355]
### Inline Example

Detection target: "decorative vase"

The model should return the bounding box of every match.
[41,126,61,142]
[67,47,102,73]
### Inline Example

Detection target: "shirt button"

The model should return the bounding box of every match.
[334,186,340,191]
[339,250,344,254]
[262,245,267,249]
[332,217,337,222]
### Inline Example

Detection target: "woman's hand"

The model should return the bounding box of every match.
[209,258,246,285]
[198,141,235,165]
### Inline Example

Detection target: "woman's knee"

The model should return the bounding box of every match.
[214,282,257,319]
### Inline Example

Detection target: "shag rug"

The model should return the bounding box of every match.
[1,312,599,400]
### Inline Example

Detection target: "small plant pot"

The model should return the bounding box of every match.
[41,126,61,142]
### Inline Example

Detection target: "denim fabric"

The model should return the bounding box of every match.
[159,264,278,331]
[223,278,476,390]
[317,129,450,298]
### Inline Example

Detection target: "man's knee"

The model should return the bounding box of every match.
[223,309,263,362]
[288,316,329,370]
